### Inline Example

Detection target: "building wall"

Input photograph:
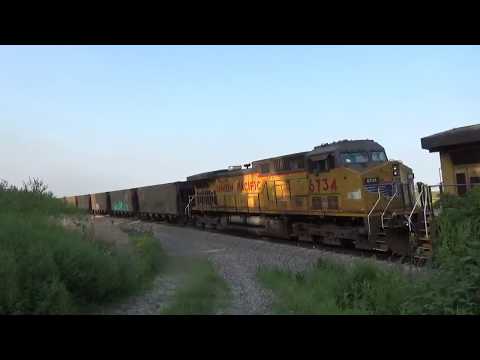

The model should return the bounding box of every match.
[440,149,480,195]
[440,151,455,194]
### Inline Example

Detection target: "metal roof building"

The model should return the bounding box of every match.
[421,124,480,195]
[421,124,480,152]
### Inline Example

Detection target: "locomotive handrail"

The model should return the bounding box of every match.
[367,186,382,236]
[423,185,430,239]
[408,184,424,233]
[381,183,398,230]
[185,195,196,217]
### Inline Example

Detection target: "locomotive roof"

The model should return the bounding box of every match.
[308,139,385,157]
[421,124,480,152]
[187,139,386,181]
[253,140,385,164]
[187,168,255,181]
[252,151,309,165]
[187,169,229,181]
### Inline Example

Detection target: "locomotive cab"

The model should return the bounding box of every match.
[308,140,415,212]
[306,140,416,254]
[308,139,388,171]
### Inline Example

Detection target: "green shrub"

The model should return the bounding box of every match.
[259,259,413,315]
[0,180,166,314]
[333,261,413,314]
[416,188,480,314]
[260,188,480,315]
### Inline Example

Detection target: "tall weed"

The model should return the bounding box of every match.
[0,179,166,314]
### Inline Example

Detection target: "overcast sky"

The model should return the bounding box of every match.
[1,45,479,197]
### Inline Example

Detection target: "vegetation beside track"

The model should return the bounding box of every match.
[5,177,480,315]
[0,179,166,314]
[259,188,480,315]
[161,257,230,315]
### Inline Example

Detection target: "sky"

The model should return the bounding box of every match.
[1,45,479,197]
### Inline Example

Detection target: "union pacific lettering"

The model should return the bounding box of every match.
[215,180,263,193]
[237,180,262,192]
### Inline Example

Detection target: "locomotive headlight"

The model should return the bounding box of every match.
[392,164,399,177]
[364,177,378,184]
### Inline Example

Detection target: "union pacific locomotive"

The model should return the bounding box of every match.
[66,139,429,256]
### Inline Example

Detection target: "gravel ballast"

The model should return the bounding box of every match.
[114,218,401,315]
[88,216,414,315]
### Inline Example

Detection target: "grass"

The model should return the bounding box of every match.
[0,179,167,314]
[161,257,230,315]
[258,259,413,315]
[259,188,480,315]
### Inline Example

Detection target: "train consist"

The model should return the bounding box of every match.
[65,139,432,256]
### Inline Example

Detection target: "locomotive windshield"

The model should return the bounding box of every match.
[341,151,387,165]
[341,152,369,164]
[371,151,387,162]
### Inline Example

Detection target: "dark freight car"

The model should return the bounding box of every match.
[91,192,110,214]
[64,196,77,207]
[137,182,194,218]
[109,188,138,215]
[76,194,91,211]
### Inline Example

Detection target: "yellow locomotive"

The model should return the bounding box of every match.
[187,139,421,255]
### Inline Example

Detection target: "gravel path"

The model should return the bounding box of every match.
[91,216,413,315]
[116,219,393,315]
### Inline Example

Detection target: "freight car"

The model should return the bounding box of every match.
[187,139,425,255]
[109,188,139,216]
[64,196,77,207]
[91,192,110,215]
[76,194,92,211]
[137,182,193,222]
[70,182,194,220]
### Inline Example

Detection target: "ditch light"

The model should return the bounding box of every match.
[393,164,399,177]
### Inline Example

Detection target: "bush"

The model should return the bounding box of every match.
[334,261,413,315]
[0,179,166,314]
[260,188,480,315]
[397,188,480,314]
[259,258,414,315]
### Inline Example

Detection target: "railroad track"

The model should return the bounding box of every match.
[199,227,416,266]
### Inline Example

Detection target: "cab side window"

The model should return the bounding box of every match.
[309,154,335,173]
[261,163,270,173]
[289,157,305,170]
[311,159,328,172]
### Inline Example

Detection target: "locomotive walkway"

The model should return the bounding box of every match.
[91,216,404,315]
